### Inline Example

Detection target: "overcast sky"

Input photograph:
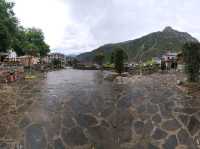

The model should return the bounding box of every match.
[14,0,200,55]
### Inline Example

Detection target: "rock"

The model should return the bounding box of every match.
[19,116,31,129]
[152,114,162,124]
[54,138,65,149]
[76,113,98,128]
[177,129,195,148]
[174,108,199,115]
[25,124,47,149]
[133,143,145,149]
[61,127,88,146]
[162,119,181,131]
[159,104,173,119]
[148,143,159,149]
[178,114,190,126]
[137,104,146,113]
[163,135,177,149]
[144,120,154,135]
[121,72,129,77]
[177,80,183,85]
[0,124,7,138]
[187,116,200,136]
[62,115,76,128]
[147,103,158,114]
[134,121,144,134]
[152,128,167,140]
[104,73,118,81]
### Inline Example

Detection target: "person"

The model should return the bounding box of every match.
[161,59,166,72]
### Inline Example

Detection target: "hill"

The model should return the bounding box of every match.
[77,27,198,63]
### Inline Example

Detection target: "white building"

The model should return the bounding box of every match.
[162,52,178,61]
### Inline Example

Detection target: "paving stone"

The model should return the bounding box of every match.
[152,128,167,140]
[61,127,88,146]
[137,104,146,113]
[159,104,173,119]
[178,114,190,127]
[133,143,145,149]
[162,119,181,131]
[177,129,195,148]
[0,124,7,138]
[144,120,154,135]
[54,138,65,149]
[174,108,199,115]
[62,115,76,129]
[151,96,164,104]
[163,135,177,149]
[19,116,31,129]
[76,113,98,128]
[187,116,200,136]
[0,143,9,149]
[134,121,144,134]
[152,114,162,124]
[194,133,200,148]
[148,143,159,149]
[25,124,47,149]
[147,103,158,114]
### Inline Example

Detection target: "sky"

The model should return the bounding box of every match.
[14,0,200,55]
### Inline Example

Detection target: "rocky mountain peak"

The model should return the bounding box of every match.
[163,26,175,32]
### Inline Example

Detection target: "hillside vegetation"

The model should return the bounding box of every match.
[77,27,198,63]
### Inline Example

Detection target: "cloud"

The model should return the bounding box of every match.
[14,0,200,54]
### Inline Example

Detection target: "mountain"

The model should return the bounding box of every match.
[77,27,198,63]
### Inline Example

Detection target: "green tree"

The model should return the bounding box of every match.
[94,53,105,66]
[0,0,18,52]
[12,26,27,56]
[114,48,125,74]
[183,42,200,82]
[110,52,114,64]
[25,28,50,57]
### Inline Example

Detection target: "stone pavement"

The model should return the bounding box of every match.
[0,70,199,149]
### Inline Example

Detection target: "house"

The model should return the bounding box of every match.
[47,53,66,68]
[161,51,179,70]
[17,55,39,67]
[162,52,178,61]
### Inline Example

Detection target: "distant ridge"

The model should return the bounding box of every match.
[77,26,198,62]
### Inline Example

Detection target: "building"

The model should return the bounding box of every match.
[17,55,39,67]
[162,52,178,61]
[161,51,179,70]
[47,53,66,68]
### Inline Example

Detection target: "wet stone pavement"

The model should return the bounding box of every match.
[0,69,200,149]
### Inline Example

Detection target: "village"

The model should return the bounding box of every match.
[0,48,185,84]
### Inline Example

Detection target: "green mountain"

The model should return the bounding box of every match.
[77,27,198,63]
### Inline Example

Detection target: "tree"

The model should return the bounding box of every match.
[94,53,105,66]
[183,42,200,82]
[114,48,125,74]
[110,52,114,64]
[0,0,18,52]
[25,28,50,57]
[12,26,27,56]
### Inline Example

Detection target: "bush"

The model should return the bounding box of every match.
[114,48,125,74]
[183,42,200,82]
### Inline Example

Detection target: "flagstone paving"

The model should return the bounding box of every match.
[0,69,200,149]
